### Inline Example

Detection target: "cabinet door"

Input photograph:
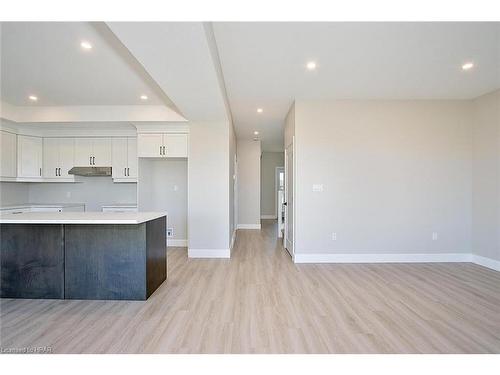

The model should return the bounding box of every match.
[17,135,42,178]
[127,137,138,178]
[59,138,75,178]
[92,138,111,166]
[74,138,93,166]
[137,133,163,157]
[0,131,17,177]
[163,134,188,158]
[43,138,60,178]
[112,138,128,179]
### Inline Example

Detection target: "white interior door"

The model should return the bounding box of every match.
[284,140,294,257]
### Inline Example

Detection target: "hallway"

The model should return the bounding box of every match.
[1,220,500,353]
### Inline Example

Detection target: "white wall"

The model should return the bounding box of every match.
[28,177,137,212]
[294,100,473,256]
[188,121,231,254]
[237,140,261,227]
[138,159,188,242]
[472,90,500,261]
[0,182,29,205]
[260,152,284,217]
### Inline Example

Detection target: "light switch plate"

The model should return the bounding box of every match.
[312,184,324,192]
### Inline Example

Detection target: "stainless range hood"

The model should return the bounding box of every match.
[68,167,112,177]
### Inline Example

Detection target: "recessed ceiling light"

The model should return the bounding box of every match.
[80,41,93,50]
[462,62,474,71]
[257,108,263,113]
[254,131,259,135]
[306,61,317,70]
[28,95,38,101]
[140,95,148,100]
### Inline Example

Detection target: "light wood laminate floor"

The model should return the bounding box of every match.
[1,220,500,353]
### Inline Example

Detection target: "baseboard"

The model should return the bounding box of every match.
[188,248,230,258]
[293,253,473,264]
[167,239,187,247]
[471,254,500,272]
[230,230,237,250]
[237,224,261,230]
[260,215,277,219]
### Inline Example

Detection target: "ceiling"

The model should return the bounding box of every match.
[213,22,500,151]
[107,22,229,122]
[0,22,170,106]
[1,22,499,151]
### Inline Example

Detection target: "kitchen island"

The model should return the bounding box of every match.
[0,212,167,300]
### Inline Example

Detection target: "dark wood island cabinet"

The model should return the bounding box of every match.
[0,212,167,300]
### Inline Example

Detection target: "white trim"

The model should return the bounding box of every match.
[261,215,277,219]
[237,224,261,230]
[293,253,473,264]
[167,239,188,247]
[188,248,230,258]
[472,254,500,272]
[230,230,237,250]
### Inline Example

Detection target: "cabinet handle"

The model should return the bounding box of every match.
[40,167,42,176]
[93,156,95,165]
[59,168,61,176]
[90,156,92,165]
[127,167,130,176]
[55,168,58,176]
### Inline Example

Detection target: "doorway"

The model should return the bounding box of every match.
[276,167,285,237]
[284,138,294,258]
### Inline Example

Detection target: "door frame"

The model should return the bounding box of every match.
[284,137,295,259]
[275,166,285,219]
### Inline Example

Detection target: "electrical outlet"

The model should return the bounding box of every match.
[432,232,438,241]
[66,191,71,198]
[166,228,174,238]
[332,232,337,241]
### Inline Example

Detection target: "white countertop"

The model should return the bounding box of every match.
[0,211,167,224]
[0,203,86,210]
[101,204,138,208]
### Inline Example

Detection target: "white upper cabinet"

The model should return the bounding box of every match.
[127,137,138,178]
[92,138,112,166]
[43,138,75,179]
[17,135,43,178]
[112,137,137,181]
[137,133,163,158]
[163,134,188,158]
[74,138,93,166]
[137,133,188,158]
[0,130,17,178]
[74,138,111,166]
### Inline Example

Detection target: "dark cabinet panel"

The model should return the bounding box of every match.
[1,224,64,299]
[64,224,148,300]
